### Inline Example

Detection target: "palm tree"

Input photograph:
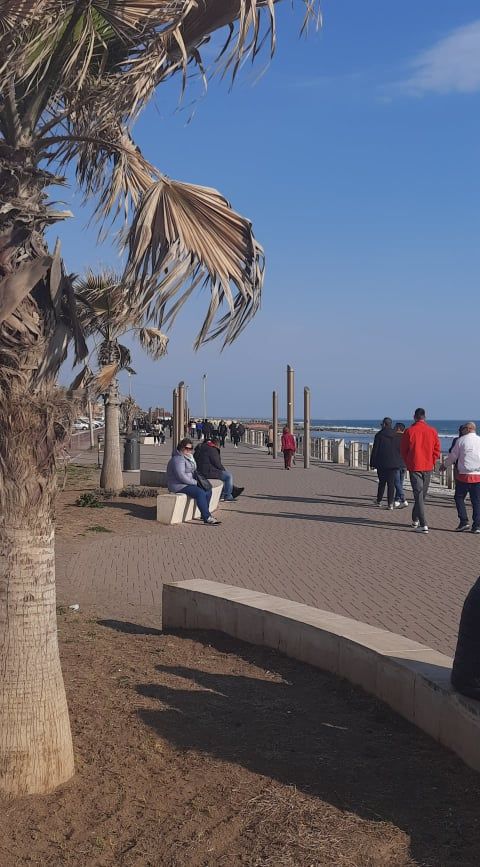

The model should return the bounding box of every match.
[121,395,141,436]
[75,270,168,493]
[0,0,320,795]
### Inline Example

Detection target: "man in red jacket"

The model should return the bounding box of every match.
[400,408,441,534]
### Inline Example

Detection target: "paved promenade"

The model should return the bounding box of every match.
[56,442,480,656]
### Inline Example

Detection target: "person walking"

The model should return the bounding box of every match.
[202,418,213,441]
[393,422,408,508]
[166,438,221,525]
[152,420,162,445]
[218,420,228,448]
[195,420,203,440]
[281,426,296,470]
[370,418,400,509]
[442,422,480,533]
[266,426,274,456]
[400,408,441,534]
[230,421,240,448]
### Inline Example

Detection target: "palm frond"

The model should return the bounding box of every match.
[91,361,119,393]
[125,176,264,347]
[75,269,132,336]
[138,326,169,360]
[49,121,158,226]
[68,363,93,392]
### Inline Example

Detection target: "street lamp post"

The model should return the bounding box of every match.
[202,373,207,419]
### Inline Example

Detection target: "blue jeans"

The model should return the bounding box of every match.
[455,481,480,528]
[220,471,234,499]
[394,469,406,503]
[180,485,212,522]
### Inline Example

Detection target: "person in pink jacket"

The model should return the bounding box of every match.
[281,426,296,470]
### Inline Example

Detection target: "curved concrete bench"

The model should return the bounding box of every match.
[157,481,223,525]
[162,579,480,773]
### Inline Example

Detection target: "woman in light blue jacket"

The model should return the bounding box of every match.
[166,438,221,525]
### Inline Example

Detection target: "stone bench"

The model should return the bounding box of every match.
[156,480,223,525]
[140,469,168,487]
[162,579,480,774]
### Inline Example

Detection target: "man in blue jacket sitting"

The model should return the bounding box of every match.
[195,437,244,501]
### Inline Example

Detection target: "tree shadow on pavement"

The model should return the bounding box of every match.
[251,494,390,509]
[231,510,418,532]
[98,619,163,635]
[104,500,157,520]
[136,630,480,867]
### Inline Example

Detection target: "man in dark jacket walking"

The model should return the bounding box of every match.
[195,437,244,501]
[218,420,228,448]
[370,417,401,510]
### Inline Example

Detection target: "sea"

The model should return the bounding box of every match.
[294,420,480,452]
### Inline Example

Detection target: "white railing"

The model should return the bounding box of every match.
[243,428,455,490]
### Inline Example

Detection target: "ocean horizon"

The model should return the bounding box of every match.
[288,419,479,450]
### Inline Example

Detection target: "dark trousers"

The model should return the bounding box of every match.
[394,469,406,502]
[219,435,226,447]
[283,449,295,469]
[376,468,396,506]
[455,482,480,528]
[180,485,212,522]
[410,471,431,527]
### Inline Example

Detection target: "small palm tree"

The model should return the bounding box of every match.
[0,0,319,795]
[75,270,168,492]
[121,395,141,436]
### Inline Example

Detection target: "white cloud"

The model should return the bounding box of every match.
[400,19,480,95]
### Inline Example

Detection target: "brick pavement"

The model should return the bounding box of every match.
[55,442,480,655]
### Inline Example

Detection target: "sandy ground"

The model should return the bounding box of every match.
[1,616,480,866]
[9,464,475,866]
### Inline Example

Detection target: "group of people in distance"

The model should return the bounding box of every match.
[371,408,480,535]
[192,419,245,447]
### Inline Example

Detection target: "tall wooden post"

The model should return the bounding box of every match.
[87,395,95,449]
[272,390,278,459]
[172,388,178,445]
[287,365,294,432]
[178,381,185,439]
[303,387,310,469]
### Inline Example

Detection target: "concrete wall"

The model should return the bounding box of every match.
[162,579,480,773]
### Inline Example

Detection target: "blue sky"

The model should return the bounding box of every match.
[56,0,480,419]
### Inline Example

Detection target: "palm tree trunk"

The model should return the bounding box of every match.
[0,512,75,796]
[100,379,124,493]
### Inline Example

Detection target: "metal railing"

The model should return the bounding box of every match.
[243,427,455,491]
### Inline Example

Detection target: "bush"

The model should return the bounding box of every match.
[119,485,160,498]
[75,492,104,508]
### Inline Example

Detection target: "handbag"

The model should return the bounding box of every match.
[195,471,212,492]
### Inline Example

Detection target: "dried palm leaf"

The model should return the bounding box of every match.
[138,326,168,359]
[0,255,51,325]
[125,176,264,347]
[91,361,119,393]
[68,364,93,392]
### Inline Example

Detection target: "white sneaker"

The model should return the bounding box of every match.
[394,500,401,508]
[415,525,428,533]
[205,516,221,525]
[412,520,420,528]
[387,504,394,511]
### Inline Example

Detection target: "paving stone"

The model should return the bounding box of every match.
[55,442,479,654]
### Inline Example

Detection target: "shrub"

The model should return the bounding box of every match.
[75,492,104,508]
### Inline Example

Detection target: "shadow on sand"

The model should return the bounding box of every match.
[135,629,480,866]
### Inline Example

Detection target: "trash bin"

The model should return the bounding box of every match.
[123,435,140,471]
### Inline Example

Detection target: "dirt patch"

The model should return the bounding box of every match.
[2,616,480,866]
[55,465,159,541]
